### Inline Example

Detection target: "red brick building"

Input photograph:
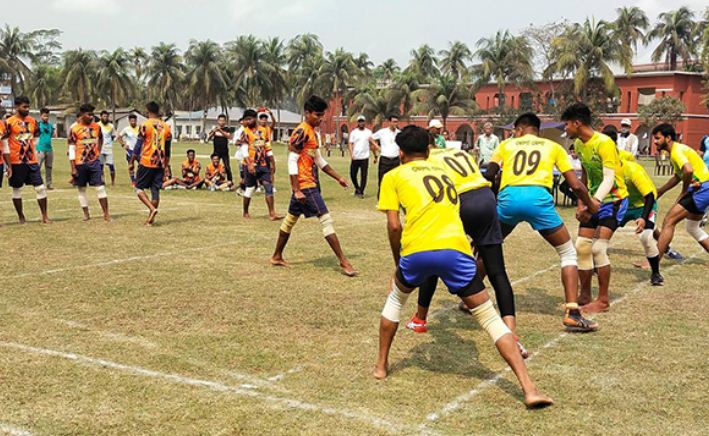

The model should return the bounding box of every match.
[324,67,709,153]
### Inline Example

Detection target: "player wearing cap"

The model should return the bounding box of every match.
[348,115,373,198]
[270,95,357,276]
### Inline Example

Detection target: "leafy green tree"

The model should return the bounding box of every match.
[638,96,686,126]
[411,74,476,130]
[649,7,697,70]
[439,41,472,80]
[184,40,228,132]
[146,43,185,114]
[96,48,134,120]
[62,49,98,105]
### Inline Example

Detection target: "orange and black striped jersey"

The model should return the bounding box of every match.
[289,122,319,189]
[1,115,39,164]
[137,118,172,168]
[69,122,102,164]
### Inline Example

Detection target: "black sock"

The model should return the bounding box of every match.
[648,255,660,275]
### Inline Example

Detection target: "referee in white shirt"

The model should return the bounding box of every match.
[348,115,373,198]
[369,114,400,198]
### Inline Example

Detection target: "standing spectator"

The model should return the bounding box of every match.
[208,114,234,182]
[348,115,373,198]
[118,114,140,186]
[617,118,639,156]
[37,107,55,190]
[475,122,500,167]
[428,119,446,148]
[369,115,401,197]
[98,110,116,186]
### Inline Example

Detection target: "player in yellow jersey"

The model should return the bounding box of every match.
[562,103,629,313]
[374,125,552,408]
[653,124,709,257]
[486,113,600,332]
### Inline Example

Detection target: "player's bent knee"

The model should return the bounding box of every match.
[639,229,659,257]
[243,186,256,198]
[575,236,594,270]
[96,185,108,199]
[12,187,22,199]
[592,239,610,268]
[381,280,411,323]
[555,240,577,267]
[280,213,298,234]
[319,213,335,237]
[263,183,274,196]
[686,220,709,242]
[470,300,511,343]
[34,184,47,200]
[77,187,89,208]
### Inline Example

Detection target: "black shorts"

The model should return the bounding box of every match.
[288,187,328,218]
[135,165,164,191]
[75,160,104,187]
[9,163,43,188]
[579,198,629,232]
[244,167,273,194]
[459,187,503,246]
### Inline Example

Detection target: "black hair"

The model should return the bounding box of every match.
[128,114,137,120]
[242,109,258,119]
[100,110,109,116]
[388,114,399,121]
[79,103,95,114]
[304,95,328,113]
[652,123,676,141]
[601,125,618,143]
[396,125,429,155]
[560,102,592,126]
[514,112,541,131]
[15,95,29,106]
[146,101,160,114]
[210,153,220,159]
[258,113,269,119]
[40,107,50,115]
[218,114,227,119]
[186,149,196,155]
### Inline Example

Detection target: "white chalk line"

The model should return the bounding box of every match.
[421,252,701,427]
[0,341,416,434]
[54,319,159,350]
[0,423,32,436]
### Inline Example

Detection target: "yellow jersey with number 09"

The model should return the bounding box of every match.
[491,134,573,190]
[669,143,709,186]
[428,148,491,194]
[378,160,472,257]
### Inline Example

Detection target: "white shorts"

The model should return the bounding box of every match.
[100,151,114,166]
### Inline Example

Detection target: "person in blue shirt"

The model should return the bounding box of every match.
[699,135,709,169]
[37,107,55,189]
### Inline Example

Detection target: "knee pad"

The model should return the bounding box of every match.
[96,185,108,199]
[243,186,256,198]
[639,229,659,257]
[280,213,299,234]
[575,237,594,270]
[77,187,89,208]
[592,239,610,268]
[319,213,335,237]
[470,300,511,343]
[381,280,411,323]
[555,240,577,268]
[34,184,47,200]
[686,219,709,242]
[12,187,22,199]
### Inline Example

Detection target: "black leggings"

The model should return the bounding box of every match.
[350,159,368,195]
[417,244,516,318]
[215,148,233,182]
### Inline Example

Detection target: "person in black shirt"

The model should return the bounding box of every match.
[208,114,234,181]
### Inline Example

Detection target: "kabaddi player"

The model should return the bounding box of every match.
[270,95,357,277]
[561,103,629,313]
[0,96,51,224]
[118,114,140,185]
[653,124,709,257]
[486,113,600,332]
[373,125,552,408]
[98,110,116,186]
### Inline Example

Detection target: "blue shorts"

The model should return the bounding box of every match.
[244,166,274,195]
[397,249,484,297]
[75,160,104,187]
[497,186,563,232]
[9,163,43,188]
[679,180,709,215]
[580,198,629,231]
[288,187,328,218]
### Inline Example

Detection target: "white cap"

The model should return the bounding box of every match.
[357,115,366,122]
[620,118,632,126]
[428,119,443,129]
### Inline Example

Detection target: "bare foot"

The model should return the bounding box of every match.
[83,215,91,222]
[581,300,610,314]
[41,217,52,224]
[269,214,284,221]
[633,259,650,269]
[270,257,290,267]
[146,208,158,225]
[104,215,113,223]
[341,262,358,277]
[524,390,554,409]
[577,294,592,306]
[18,215,26,224]
[373,365,388,380]
[243,213,251,219]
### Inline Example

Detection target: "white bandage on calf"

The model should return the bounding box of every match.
[555,240,577,267]
[280,213,299,234]
[319,213,335,237]
[575,236,594,270]
[470,300,511,343]
[68,145,76,160]
[243,186,256,198]
[77,187,89,208]
[12,187,22,199]
[314,149,328,169]
[34,184,47,200]
[639,229,659,257]
[288,152,300,176]
[381,280,411,323]
[592,238,610,268]
[96,185,108,199]
[686,219,709,242]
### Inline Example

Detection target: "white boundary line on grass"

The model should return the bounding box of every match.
[0,342,417,435]
[421,253,700,426]
[0,422,32,436]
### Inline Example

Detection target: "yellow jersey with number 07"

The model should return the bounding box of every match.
[378,160,472,257]
[428,148,491,194]
[669,143,709,186]
[491,134,573,190]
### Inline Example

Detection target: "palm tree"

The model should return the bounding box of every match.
[407,44,439,81]
[130,47,149,82]
[62,49,98,105]
[348,86,399,129]
[287,33,323,73]
[373,58,400,82]
[225,35,270,107]
[475,30,534,110]
[439,41,472,80]
[648,7,697,70]
[613,6,649,62]
[0,25,36,94]
[146,43,184,114]
[27,64,61,108]
[262,37,289,136]
[317,48,358,115]
[389,70,419,119]
[411,74,476,130]
[354,53,374,79]
[184,39,228,133]
[550,19,628,98]
[96,48,134,121]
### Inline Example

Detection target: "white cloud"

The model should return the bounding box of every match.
[51,0,119,15]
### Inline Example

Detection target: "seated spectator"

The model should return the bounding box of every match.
[205,153,234,191]
[164,149,204,190]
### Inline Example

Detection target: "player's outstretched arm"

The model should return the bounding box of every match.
[385,210,402,267]
[315,149,348,188]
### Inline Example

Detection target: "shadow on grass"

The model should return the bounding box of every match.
[514,286,565,316]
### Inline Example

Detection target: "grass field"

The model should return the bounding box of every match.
[0,139,707,435]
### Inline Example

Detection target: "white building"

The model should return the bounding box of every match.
[172,107,303,141]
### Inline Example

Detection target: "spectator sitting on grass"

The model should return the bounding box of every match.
[205,153,234,192]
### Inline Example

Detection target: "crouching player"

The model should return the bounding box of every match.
[373,125,552,408]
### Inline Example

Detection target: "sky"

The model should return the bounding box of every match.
[5,0,707,67]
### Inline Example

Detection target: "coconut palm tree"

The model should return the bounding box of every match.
[287,33,323,74]
[439,41,472,80]
[475,30,534,110]
[262,37,289,136]
[96,48,134,121]
[348,86,399,129]
[62,49,98,105]
[411,74,476,130]
[373,58,400,82]
[613,6,649,62]
[130,47,149,82]
[27,64,61,108]
[317,48,358,114]
[0,26,36,94]
[184,39,228,133]
[354,53,374,80]
[389,70,419,119]
[146,43,184,114]
[225,35,270,107]
[407,44,439,81]
[648,7,697,70]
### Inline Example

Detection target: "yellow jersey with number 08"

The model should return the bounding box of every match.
[491,134,573,190]
[428,148,491,194]
[378,160,472,257]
